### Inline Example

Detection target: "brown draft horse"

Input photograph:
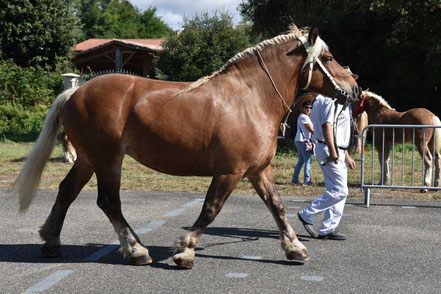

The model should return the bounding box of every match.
[352,90,441,187]
[16,27,359,268]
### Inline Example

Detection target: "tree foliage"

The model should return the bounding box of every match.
[240,0,441,116]
[0,0,82,69]
[154,10,251,81]
[76,0,173,39]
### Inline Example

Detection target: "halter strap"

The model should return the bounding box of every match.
[298,37,350,102]
[254,48,292,137]
[352,91,367,118]
[254,49,292,114]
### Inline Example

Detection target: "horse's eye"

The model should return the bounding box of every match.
[324,56,333,63]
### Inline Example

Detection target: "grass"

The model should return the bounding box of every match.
[1,141,439,200]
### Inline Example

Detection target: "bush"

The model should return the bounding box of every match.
[0,103,48,141]
[0,59,67,141]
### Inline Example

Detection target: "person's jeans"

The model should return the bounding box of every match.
[292,140,312,183]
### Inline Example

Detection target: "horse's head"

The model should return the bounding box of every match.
[297,28,360,105]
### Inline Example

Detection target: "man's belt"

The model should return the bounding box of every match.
[317,140,348,150]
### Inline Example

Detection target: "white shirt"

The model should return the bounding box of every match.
[310,94,351,148]
[295,113,312,142]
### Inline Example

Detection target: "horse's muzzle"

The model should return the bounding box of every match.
[335,85,360,105]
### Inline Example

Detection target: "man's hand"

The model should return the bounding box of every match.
[345,151,356,170]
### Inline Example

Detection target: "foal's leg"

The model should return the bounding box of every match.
[95,158,151,265]
[173,173,242,269]
[434,150,441,187]
[376,143,391,185]
[417,140,433,187]
[248,166,308,262]
[40,156,94,257]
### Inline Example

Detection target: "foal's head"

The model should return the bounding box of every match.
[297,28,360,105]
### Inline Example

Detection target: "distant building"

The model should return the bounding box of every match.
[72,38,165,77]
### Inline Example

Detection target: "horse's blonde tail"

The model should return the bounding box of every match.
[433,115,441,154]
[15,87,78,212]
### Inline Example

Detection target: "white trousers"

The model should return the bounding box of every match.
[299,144,348,235]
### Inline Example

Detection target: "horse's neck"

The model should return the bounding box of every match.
[367,103,400,124]
[225,49,299,120]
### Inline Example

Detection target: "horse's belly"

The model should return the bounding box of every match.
[126,143,216,176]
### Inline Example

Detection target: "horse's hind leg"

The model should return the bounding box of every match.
[173,173,242,269]
[94,157,151,265]
[434,151,441,187]
[248,166,308,261]
[40,156,94,257]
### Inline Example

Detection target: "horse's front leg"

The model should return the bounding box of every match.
[377,144,391,185]
[173,173,242,269]
[248,166,309,262]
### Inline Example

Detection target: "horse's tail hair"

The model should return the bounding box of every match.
[433,115,441,154]
[15,87,78,213]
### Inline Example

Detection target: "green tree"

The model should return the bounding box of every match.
[0,0,82,68]
[76,0,172,39]
[240,0,441,116]
[155,10,251,81]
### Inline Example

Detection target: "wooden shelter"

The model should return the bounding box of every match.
[72,38,165,77]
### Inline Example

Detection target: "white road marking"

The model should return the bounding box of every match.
[225,272,248,278]
[301,275,324,281]
[242,256,262,260]
[25,270,72,292]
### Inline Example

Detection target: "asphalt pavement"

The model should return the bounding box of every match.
[1,188,440,293]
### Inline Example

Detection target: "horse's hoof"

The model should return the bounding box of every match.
[286,250,309,262]
[420,188,428,193]
[41,245,62,258]
[129,254,152,266]
[173,257,194,269]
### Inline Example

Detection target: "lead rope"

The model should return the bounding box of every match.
[255,48,292,137]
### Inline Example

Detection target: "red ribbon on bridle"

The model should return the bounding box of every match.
[352,91,367,118]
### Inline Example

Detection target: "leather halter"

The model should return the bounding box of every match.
[298,36,350,105]
[352,91,367,118]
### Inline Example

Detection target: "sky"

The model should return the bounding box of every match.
[129,0,244,31]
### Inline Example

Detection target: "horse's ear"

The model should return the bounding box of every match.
[308,27,319,46]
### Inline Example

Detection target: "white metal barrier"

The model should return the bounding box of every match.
[360,124,441,207]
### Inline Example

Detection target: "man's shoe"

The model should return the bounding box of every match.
[290,180,301,185]
[302,181,313,186]
[318,231,346,240]
[297,212,317,238]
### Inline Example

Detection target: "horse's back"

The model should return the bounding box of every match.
[401,108,437,125]
[62,75,189,163]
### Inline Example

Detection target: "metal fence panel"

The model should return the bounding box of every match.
[360,124,441,207]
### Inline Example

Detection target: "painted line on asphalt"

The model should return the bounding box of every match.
[25,270,73,293]
[135,220,166,234]
[401,205,416,209]
[242,256,262,260]
[225,272,249,278]
[300,275,324,281]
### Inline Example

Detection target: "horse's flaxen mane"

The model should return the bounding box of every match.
[365,90,395,110]
[175,25,328,95]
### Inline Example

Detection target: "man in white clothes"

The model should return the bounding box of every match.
[297,94,356,240]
